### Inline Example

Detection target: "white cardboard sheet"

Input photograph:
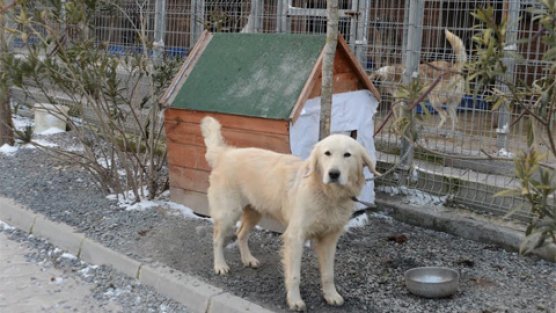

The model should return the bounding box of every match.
[289,90,379,208]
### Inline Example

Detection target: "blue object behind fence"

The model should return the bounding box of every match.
[416,95,488,114]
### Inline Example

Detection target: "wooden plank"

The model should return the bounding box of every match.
[168,165,209,193]
[169,187,285,233]
[164,109,290,136]
[333,51,354,74]
[167,142,210,171]
[170,187,210,216]
[334,72,363,93]
[165,120,291,152]
[308,72,361,98]
[337,35,382,100]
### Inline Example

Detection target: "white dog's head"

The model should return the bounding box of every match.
[305,134,381,187]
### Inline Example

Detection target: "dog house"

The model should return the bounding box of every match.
[162,31,381,230]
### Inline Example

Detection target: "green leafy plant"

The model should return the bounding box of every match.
[4,0,180,202]
[471,1,556,254]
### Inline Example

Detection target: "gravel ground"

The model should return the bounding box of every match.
[0,221,189,313]
[1,131,555,313]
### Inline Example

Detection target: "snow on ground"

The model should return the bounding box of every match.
[31,139,59,148]
[96,158,128,177]
[345,213,369,231]
[49,276,65,284]
[0,219,15,231]
[497,148,514,158]
[12,115,33,131]
[60,252,78,260]
[78,265,99,278]
[164,201,204,220]
[0,144,19,155]
[377,185,448,206]
[37,127,65,135]
[107,189,205,220]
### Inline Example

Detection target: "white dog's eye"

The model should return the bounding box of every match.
[324,151,331,156]
[344,152,351,158]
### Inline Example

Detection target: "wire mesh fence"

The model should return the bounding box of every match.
[8,0,554,221]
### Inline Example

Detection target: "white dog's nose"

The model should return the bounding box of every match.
[328,169,341,181]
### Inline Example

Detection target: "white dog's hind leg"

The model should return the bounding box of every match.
[212,219,234,275]
[236,205,261,268]
[283,228,306,311]
[314,231,344,306]
[210,194,242,275]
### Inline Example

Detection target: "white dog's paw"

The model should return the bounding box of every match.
[242,256,260,268]
[287,298,306,312]
[214,263,230,275]
[324,290,344,306]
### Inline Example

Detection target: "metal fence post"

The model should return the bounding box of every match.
[243,0,263,33]
[496,0,520,152]
[153,0,167,63]
[401,0,410,65]
[400,0,425,178]
[277,0,290,33]
[354,0,370,69]
[190,0,205,45]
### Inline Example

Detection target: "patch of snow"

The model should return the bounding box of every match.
[107,186,150,209]
[497,148,513,158]
[0,144,19,155]
[304,240,311,248]
[12,115,34,131]
[377,185,447,206]
[66,144,85,152]
[370,212,392,220]
[59,252,77,260]
[97,158,127,175]
[125,200,159,212]
[28,139,59,148]
[50,277,64,284]
[97,157,113,169]
[104,287,127,298]
[0,219,15,230]
[38,127,65,135]
[107,188,208,221]
[165,201,205,220]
[226,241,237,250]
[78,266,94,277]
[345,213,369,231]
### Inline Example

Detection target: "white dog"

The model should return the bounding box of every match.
[201,116,380,311]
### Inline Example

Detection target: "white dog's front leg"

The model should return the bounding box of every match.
[283,229,306,311]
[314,231,344,306]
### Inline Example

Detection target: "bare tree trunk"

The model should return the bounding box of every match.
[0,6,14,146]
[319,0,338,140]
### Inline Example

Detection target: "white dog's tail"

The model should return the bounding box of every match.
[200,116,226,168]
[444,29,467,73]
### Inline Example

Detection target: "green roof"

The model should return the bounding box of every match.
[171,33,326,120]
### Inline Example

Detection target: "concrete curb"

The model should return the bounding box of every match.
[376,196,556,262]
[0,196,275,313]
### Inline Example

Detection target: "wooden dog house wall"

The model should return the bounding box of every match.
[162,31,380,227]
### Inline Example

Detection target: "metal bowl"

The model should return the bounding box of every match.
[404,267,460,298]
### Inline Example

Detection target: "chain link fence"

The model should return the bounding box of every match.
[9,0,554,221]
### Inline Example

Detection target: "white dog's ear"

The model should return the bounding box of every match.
[303,145,319,178]
[359,145,381,177]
